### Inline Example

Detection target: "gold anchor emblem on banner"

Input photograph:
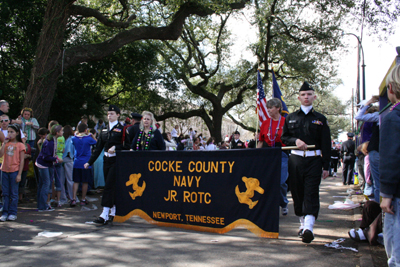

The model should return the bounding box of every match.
[126,173,146,200]
[235,177,264,209]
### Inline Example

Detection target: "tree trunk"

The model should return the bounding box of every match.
[23,0,73,127]
[200,106,224,144]
[209,113,223,144]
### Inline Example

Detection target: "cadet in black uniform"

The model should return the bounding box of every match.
[230,131,245,149]
[281,82,331,243]
[341,133,356,185]
[127,112,142,143]
[330,144,340,177]
[84,105,130,224]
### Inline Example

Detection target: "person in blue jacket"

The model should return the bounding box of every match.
[380,64,400,267]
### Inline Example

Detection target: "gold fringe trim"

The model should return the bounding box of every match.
[114,209,278,239]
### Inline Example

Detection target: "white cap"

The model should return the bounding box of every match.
[356,99,368,107]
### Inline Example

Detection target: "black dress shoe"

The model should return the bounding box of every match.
[298,229,304,238]
[302,229,314,243]
[107,215,114,224]
[93,217,108,225]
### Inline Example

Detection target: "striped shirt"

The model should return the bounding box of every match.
[21,117,40,141]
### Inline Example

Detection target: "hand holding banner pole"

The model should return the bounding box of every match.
[281,145,316,150]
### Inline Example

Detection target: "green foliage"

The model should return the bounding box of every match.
[52,41,160,126]
[352,0,400,36]
[1,0,161,126]
[0,0,45,119]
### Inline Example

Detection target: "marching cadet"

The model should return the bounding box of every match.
[341,133,356,185]
[230,131,245,149]
[84,105,130,224]
[281,81,331,243]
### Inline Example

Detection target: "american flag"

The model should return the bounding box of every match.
[257,70,269,124]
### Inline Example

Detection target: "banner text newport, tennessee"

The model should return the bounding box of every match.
[148,160,235,225]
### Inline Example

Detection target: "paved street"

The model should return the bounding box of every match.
[0,174,386,267]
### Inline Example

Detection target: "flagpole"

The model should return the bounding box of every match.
[271,66,275,98]
[255,94,260,148]
[255,69,262,148]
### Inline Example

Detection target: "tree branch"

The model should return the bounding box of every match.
[70,5,136,28]
[154,107,207,122]
[64,1,248,69]
[226,113,256,132]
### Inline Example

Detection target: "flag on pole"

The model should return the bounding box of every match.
[272,70,289,117]
[257,70,269,124]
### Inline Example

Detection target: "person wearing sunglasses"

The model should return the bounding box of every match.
[0,100,21,125]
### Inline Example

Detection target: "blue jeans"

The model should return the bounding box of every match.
[2,171,19,216]
[369,150,380,202]
[280,152,289,208]
[37,167,53,210]
[54,163,64,192]
[384,197,400,267]
[54,162,67,203]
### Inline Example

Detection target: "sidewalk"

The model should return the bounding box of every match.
[0,171,387,266]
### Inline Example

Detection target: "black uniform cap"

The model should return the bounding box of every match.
[347,132,355,137]
[299,81,314,92]
[130,112,142,120]
[234,131,240,135]
[108,104,120,114]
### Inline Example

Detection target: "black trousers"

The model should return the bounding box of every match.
[288,155,323,219]
[101,156,117,208]
[342,155,355,185]
[330,159,339,172]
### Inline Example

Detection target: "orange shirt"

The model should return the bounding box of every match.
[1,142,25,173]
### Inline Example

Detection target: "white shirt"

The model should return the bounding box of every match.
[109,120,118,130]
[165,139,177,151]
[105,121,119,157]
[301,105,313,115]
[205,144,217,150]
[171,128,178,138]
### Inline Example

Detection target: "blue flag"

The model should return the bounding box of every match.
[272,70,289,117]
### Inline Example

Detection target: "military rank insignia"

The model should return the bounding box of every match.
[312,120,323,125]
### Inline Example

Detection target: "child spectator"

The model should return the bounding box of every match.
[54,124,66,207]
[19,108,39,156]
[94,119,105,135]
[0,124,25,221]
[219,141,228,149]
[36,125,63,212]
[19,132,32,203]
[205,137,217,150]
[37,127,49,152]
[62,125,75,204]
[163,132,177,151]
[70,123,96,207]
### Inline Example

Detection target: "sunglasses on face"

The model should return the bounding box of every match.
[0,120,9,122]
